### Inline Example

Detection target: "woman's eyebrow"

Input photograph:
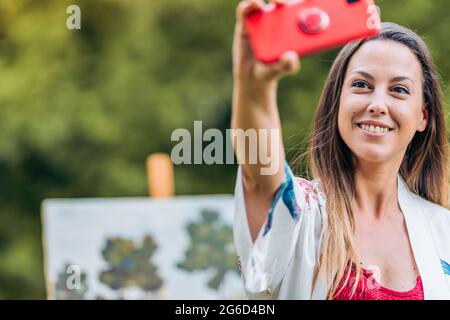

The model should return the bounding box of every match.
[352,70,414,85]
[390,76,414,85]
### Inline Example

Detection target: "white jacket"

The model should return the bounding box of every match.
[233,162,450,299]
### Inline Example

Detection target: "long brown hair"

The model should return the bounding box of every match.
[299,22,449,299]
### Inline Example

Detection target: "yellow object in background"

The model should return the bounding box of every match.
[147,153,174,198]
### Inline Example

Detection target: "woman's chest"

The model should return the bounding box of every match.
[354,215,419,291]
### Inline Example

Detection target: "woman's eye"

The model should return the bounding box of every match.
[352,80,369,89]
[392,86,410,94]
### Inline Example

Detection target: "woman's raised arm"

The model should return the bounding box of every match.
[231,0,301,241]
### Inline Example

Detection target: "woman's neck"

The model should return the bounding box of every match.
[353,161,401,219]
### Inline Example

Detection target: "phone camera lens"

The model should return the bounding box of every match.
[298,8,330,33]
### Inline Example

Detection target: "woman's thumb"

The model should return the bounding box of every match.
[280,51,300,75]
[253,51,300,81]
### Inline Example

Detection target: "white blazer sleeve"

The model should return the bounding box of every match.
[233,162,325,299]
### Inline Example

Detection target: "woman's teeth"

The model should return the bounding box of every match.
[359,124,390,134]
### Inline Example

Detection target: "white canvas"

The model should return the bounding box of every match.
[42,195,245,300]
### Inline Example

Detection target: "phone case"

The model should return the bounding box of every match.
[244,0,381,63]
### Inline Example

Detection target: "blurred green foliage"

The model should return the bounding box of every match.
[0,0,448,298]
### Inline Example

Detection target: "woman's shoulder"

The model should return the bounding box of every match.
[407,189,450,219]
[418,195,450,223]
[411,194,450,272]
[407,191,450,237]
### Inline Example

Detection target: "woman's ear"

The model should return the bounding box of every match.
[418,106,429,132]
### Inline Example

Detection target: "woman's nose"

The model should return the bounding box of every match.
[367,100,388,115]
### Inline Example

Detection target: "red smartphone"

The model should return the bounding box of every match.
[244,0,381,63]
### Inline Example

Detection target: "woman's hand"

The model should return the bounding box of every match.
[233,0,301,88]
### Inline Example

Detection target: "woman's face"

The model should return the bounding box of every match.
[338,39,428,165]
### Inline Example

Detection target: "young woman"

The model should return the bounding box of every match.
[231,0,450,300]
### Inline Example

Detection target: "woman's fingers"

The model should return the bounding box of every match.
[236,0,264,24]
[233,0,264,69]
[253,51,301,81]
[269,0,286,4]
[234,1,301,82]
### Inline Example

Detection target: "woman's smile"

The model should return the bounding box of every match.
[356,123,393,137]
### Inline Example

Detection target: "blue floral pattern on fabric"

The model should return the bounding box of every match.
[441,259,450,276]
[263,162,302,236]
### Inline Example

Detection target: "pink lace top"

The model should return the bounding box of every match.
[334,267,424,300]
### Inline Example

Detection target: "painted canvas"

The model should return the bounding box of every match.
[42,195,245,300]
